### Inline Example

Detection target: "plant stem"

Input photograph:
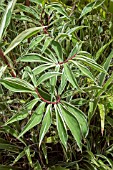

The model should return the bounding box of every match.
[0,49,16,77]
[35,88,60,104]
[40,9,49,35]
[58,54,76,65]
[25,0,30,6]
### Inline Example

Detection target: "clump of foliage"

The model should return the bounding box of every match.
[0,0,113,170]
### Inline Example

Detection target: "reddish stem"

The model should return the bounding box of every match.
[25,0,30,6]
[0,49,16,77]
[35,54,77,104]
[35,88,60,104]
[43,27,49,34]
[58,54,76,65]
[40,9,49,35]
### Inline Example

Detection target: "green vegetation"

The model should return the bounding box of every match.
[0,0,113,169]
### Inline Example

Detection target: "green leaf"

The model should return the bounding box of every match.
[68,42,82,58]
[67,26,87,35]
[33,64,55,75]
[71,98,87,106]
[71,61,95,81]
[80,1,96,19]
[1,125,25,144]
[80,0,105,18]
[78,51,92,58]
[0,138,9,144]
[82,86,102,92]
[18,102,45,137]
[64,63,80,90]
[95,39,113,61]
[24,66,37,87]
[58,68,67,95]
[24,146,33,167]
[29,35,45,50]
[99,50,113,86]
[4,27,45,55]
[37,72,61,86]
[0,77,35,93]
[61,90,73,99]
[97,72,113,97]
[105,0,113,14]
[18,53,53,63]
[55,105,68,150]
[0,0,17,40]
[25,98,39,110]
[34,161,42,170]
[62,101,88,138]
[39,104,52,147]
[55,33,69,41]
[12,150,25,165]
[17,4,39,20]
[106,116,113,127]
[98,159,111,170]
[88,101,94,124]
[98,103,105,136]
[50,166,69,170]
[0,65,7,78]
[96,155,113,169]
[0,143,19,153]
[47,3,68,18]
[4,110,29,125]
[41,143,48,164]
[42,37,53,53]
[75,55,105,72]
[0,165,23,170]
[107,96,113,110]
[35,88,51,101]
[51,40,63,62]
[50,65,60,100]
[30,0,44,5]
[58,104,82,151]
[13,15,37,24]
[43,47,58,63]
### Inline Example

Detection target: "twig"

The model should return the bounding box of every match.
[35,88,60,104]
[69,3,76,17]
[0,49,16,77]
[58,54,76,65]
[40,9,49,35]
[25,0,30,6]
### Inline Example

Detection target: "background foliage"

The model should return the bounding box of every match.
[0,0,113,169]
